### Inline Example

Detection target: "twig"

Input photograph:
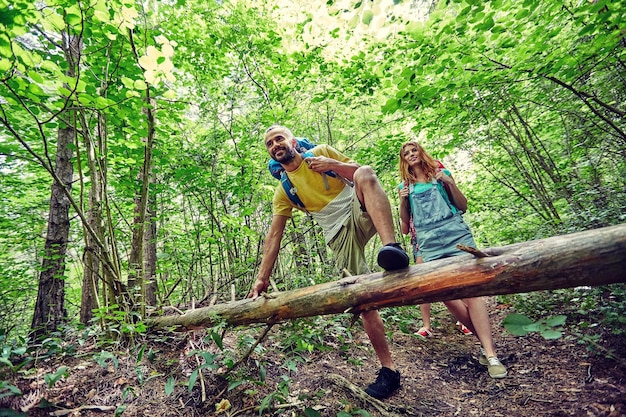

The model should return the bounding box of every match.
[49,405,117,416]
[456,244,490,258]
[222,324,274,378]
[522,396,553,405]
[187,336,207,402]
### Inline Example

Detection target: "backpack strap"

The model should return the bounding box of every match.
[280,150,339,210]
[280,170,306,210]
[276,149,351,210]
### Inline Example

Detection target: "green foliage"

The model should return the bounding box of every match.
[502,313,566,340]
[500,284,626,353]
[275,316,355,357]
[0,3,622,415]
[164,376,175,397]
[93,351,119,369]
[258,374,291,415]
[90,306,147,341]
[43,366,69,388]
[0,380,22,401]
[186,350,221,393]
[499,285,626,335]
[501,285,626,360]
[0,334,28,373]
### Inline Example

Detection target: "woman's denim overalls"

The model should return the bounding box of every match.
[409,180,477,262]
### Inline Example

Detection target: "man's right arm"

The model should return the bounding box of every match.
[248,215,289,299]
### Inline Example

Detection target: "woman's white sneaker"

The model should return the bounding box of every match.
[487,356,507,378]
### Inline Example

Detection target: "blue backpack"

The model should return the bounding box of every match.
[267,137,337,209]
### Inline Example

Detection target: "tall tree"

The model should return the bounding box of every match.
[31,33,80,337]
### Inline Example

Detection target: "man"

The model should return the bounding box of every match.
[248,125,409,399]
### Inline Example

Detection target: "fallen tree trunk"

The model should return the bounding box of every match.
[149,223,626,330]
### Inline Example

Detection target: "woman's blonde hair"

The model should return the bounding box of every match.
[399,141,440,183]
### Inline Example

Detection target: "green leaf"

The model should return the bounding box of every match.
[133,79,148,90]
[136,344,145,363]
[0,58,11,72]
[227,380,246,391]
[121,77,135,89]
[362,10,374,25]
[545,315,567,327]
[541,329,562,340]
[58,86,72,97]
[188,370,198,392]
[382,98,399,113]
[210,331,223,350]
[502,313,534,336]
[27,83,46,96]
[27,70,43,83]
[164,376,175,396]
[478,16,495,31]
[304,408,323,417]
[40,59,61,73]
[66,13,82,26]
[522,323,541,332]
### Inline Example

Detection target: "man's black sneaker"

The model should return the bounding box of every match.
[377,243,409,271]
[364,367,400,399]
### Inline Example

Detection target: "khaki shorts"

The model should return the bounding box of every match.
[327,193,377,276]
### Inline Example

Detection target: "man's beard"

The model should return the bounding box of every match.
[273,147,296,164]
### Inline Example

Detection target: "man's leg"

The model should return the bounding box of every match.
[353,166,396,244]
[361,310,393,368]
[328,201,400,399]
[361,309,400,399]
[352,166,409,270]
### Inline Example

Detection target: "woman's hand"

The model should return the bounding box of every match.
[435,170,454,185]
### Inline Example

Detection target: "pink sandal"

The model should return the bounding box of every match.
[415,327,432,338]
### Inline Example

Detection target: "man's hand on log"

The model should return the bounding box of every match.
[248,278,269,300]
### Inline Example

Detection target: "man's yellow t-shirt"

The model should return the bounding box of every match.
[272,144,353,216]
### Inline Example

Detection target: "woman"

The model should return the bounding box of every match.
[398,140,507,379]
[404,161,473,339]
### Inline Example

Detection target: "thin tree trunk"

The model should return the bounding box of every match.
[79,114,106,324]
[127,98,155,317]
[149,224,626,330]
[30,124,74,337]
[144,193,158,306]
[31,34,80,337]
[80,175,102,324]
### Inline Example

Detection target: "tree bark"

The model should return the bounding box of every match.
[149,223,626,330]
[80,115,105,325]
[30,33,80,338]
[144,194,158,307]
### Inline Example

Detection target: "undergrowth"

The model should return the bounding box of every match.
[498,284,626,335]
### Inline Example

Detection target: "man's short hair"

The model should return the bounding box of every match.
[264,124,294,141]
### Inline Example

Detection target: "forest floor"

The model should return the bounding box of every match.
[3,297,626,417]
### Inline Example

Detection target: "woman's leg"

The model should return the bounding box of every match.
[420,304,432,330]
[443,297,498,357]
